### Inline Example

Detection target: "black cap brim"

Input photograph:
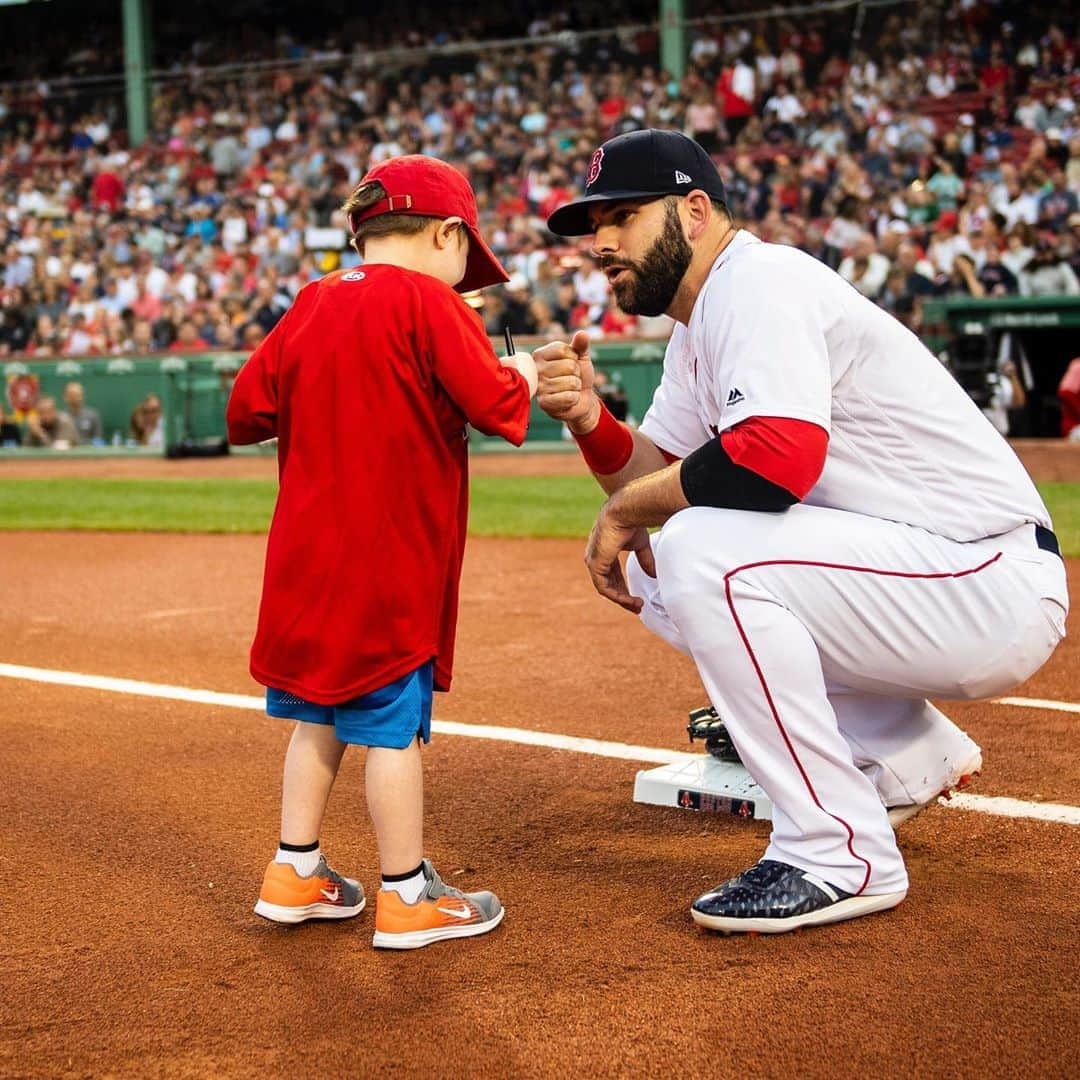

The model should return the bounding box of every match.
[546,189,665,237]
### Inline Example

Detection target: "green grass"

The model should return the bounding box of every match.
[1038,483,1080,556]
[0,476,605,539]
[0,476,1077,554]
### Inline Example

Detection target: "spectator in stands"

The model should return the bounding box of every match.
[0,402,21,447]
[717,50,755,142]
[1001,225,1036,278]
[838,235,891,300]
[24,395,79,448]
[1019,238,1080,297]
[685,88,721,154]
[1038,171,1079,231]
[248,279,289,335]
[63,382,103,444]
[130,393,165,448]
[977,244,1021,296]
[62,312,97,356]
[528,297,565,338]
[0,0,1076,362]
[592,369,630,423]
[599,294,638,337]
[0,290,32,355]
[983,358,1027,437]
[946,252,985,298]
[927,157,965,212]
[170,319,210,352]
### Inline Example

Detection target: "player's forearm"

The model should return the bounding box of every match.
[603,460,689,529]
[568,395,670,495]
[593,427,672,495]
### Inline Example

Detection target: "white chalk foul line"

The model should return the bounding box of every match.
[993,696,1080,716]
[946,793,1080,825]
[0,663,698,767]
[1,662,1078,826]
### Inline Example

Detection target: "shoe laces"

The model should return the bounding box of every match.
[312,857,345,887]
[733,860,789,888]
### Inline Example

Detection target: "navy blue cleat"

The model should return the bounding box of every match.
[691,860,906,934]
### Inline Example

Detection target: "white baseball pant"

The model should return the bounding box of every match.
[627,504,1068,895]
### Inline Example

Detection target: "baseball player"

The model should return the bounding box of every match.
[227,155,537,949]
[536,130,1068,934]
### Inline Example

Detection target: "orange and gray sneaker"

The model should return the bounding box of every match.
[373,859,504,950]
[254,856,365,924]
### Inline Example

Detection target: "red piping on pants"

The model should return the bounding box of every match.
[722,552,1003,894]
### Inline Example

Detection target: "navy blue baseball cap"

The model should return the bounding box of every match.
[546,129,728,237]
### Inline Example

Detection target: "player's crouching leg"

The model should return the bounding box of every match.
[641,508,910,934]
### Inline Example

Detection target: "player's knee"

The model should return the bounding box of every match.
[653,509,741,626]
[655,507,738,592]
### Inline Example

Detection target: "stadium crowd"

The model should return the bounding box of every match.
[0,0,1077,366]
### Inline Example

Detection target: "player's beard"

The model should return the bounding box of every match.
[603,201,693,317]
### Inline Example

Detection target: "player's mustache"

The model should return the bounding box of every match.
[598,256,639,274]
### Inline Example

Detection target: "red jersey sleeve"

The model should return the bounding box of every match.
[420,280,531,446]
[226,316,284,445]
[720,415,828,500]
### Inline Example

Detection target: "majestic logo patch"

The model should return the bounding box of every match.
[342,270,366,282]
[726,387,745,406]
[675,170,693,184]
[586,147,605,188]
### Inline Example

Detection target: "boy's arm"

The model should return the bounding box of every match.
[226,325,282,445]
[424,285,535,446]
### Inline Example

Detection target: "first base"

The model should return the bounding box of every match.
[633,756,773,821]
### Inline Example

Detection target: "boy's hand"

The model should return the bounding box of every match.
[499,351,538,398]
[533,331,599,433]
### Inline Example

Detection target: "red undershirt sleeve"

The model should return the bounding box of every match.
[719,415,828,500]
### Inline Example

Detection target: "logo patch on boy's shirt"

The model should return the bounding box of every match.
[342,271,366,282]
[726,387,745,407]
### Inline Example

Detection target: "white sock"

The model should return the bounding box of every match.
[381,864,426,904]
[275,845,322,877]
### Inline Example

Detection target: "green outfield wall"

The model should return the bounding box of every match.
[5,295,1078,454]
[2,340,667,453]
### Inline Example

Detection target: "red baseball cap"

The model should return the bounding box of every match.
[347,155,509,293]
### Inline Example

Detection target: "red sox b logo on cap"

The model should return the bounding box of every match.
[586,147,604,189]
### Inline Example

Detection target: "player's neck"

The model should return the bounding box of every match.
[667,223,737,326]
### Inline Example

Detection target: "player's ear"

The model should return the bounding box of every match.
[684,190,711,241]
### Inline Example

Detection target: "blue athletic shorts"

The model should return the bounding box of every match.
[266,660,433,749]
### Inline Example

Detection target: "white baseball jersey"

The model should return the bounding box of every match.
[640,230,1051,541]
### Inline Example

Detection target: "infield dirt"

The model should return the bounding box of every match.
[1,525,1077,1077]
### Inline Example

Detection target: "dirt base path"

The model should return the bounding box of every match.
[1,533,1077,1077]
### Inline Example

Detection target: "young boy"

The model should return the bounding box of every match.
[226,155,537,949]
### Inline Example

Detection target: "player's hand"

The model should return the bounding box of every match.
[584,502,656,613]
[533,330,598,431]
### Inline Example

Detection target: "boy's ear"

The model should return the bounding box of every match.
[434,218,465,250]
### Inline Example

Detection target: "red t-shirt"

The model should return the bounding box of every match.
[226,266,531,704]
[92,171,124,211]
